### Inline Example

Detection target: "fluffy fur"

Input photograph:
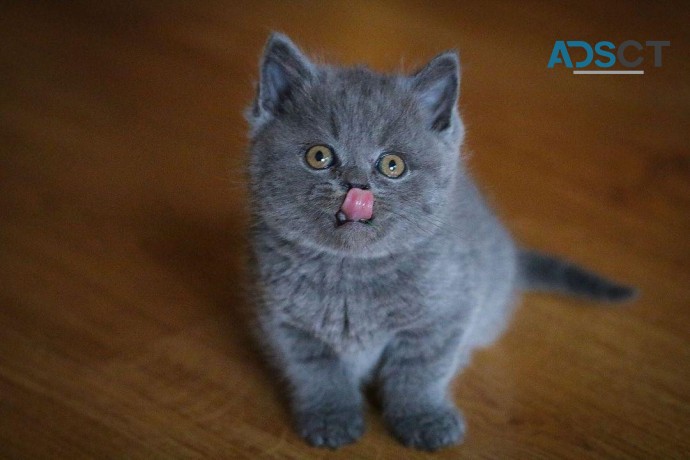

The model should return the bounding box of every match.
[245,33,635,451]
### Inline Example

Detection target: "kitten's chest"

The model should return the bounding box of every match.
[262,253,424,350]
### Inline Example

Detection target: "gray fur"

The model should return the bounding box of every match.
[245,33,635,451]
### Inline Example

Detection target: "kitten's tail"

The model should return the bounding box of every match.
[517,250,637,302]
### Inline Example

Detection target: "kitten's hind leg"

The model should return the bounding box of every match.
[377,325,466,451]
[270,324,364,449]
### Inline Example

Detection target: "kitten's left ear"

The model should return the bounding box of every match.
[254,33,315,119]
[410,51,460,132]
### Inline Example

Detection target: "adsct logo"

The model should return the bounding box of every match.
[548,40,670,74]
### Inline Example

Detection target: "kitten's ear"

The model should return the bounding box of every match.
[254,33,315,118]
[410,51,460,132]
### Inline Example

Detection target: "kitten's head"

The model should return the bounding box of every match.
[247,33,465,258]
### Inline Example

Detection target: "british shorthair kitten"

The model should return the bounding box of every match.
[245,33,634,451]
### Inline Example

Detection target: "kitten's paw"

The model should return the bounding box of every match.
[387,406,465,451]
[295,408,364,449]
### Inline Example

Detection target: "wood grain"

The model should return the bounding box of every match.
[1,1,689,458]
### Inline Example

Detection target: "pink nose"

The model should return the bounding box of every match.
[340,188,374,221]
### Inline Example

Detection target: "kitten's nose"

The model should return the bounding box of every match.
[346,182,369,190]
[340,168,369,190]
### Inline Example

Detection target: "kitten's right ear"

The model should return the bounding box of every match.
[410,51,460,133]
[253,33,315,119]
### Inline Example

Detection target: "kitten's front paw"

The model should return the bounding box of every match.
[387,406,465,451]
[295,408,364,449]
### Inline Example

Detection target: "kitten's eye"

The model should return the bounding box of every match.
[377,154,406,178]
[305,145,335,170]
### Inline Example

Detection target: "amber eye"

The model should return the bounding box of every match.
[377,153,406,178]
[305,145,335,170]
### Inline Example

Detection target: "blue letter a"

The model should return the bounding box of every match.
[547,41,573,68]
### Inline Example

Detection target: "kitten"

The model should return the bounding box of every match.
[245,33,635,451]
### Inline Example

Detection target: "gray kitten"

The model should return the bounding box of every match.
[245,33,634,451]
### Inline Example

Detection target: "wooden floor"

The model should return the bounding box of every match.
[2,1,689,458]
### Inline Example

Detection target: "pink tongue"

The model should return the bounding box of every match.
[340,188,374,221]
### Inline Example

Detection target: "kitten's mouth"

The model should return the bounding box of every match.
[337,187,374,227]
[335,211,373,227]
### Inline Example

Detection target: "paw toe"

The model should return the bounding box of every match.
[388,407,465,451]
[296,409,364,449]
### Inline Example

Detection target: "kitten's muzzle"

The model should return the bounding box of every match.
[336,187,374,226]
